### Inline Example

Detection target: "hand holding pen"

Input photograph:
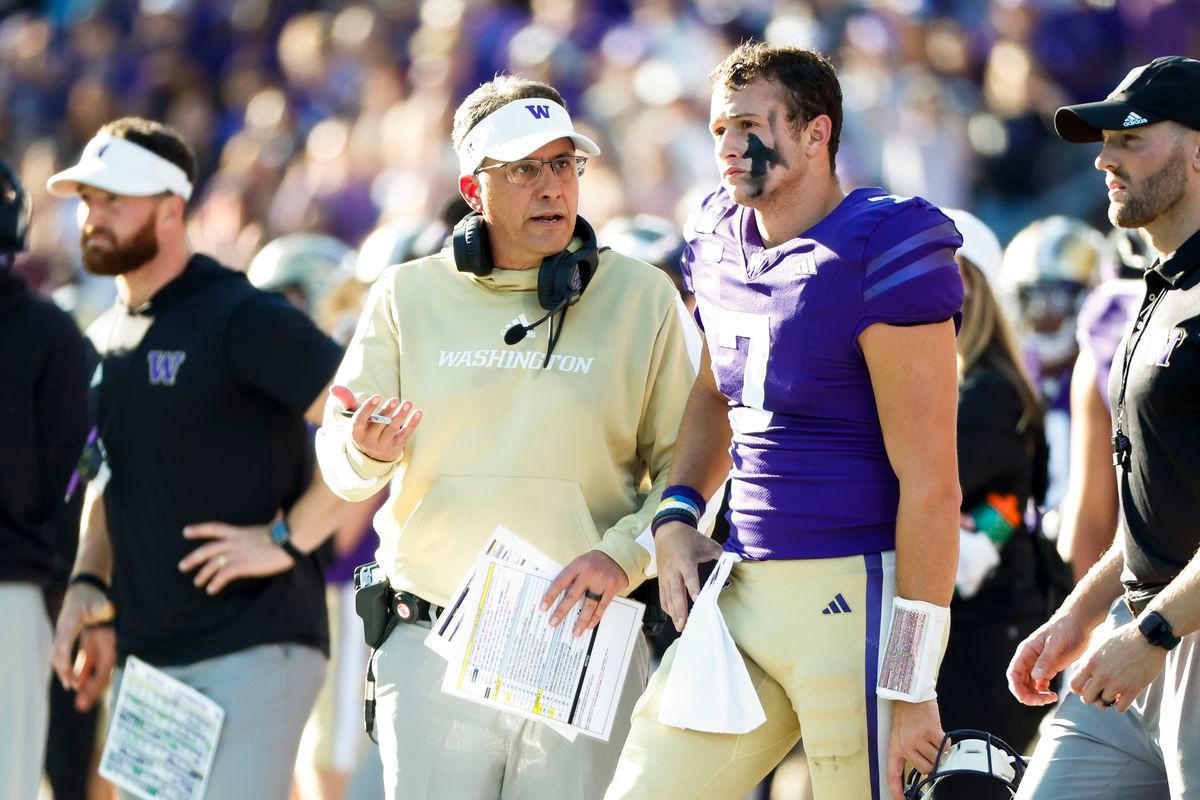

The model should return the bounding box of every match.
[329,385,423,463]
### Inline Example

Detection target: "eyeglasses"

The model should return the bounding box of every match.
[474,156,588,184]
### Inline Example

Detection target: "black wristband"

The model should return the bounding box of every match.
[68,572,110,597]
[280,539,304,562]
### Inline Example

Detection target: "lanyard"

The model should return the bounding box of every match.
[1112,281,1168,467]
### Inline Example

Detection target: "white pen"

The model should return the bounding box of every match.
[339,409,395,425]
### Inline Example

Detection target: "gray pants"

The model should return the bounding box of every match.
[375,615,650,800]
[0,584,52,800]
[1018,599,1200,799]
[111,642,326,800]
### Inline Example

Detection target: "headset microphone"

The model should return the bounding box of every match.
[504,324,528,345]
[503,294,573,347]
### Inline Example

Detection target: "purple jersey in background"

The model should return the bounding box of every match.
[681,186,963,561]
[1077,279,1143,400]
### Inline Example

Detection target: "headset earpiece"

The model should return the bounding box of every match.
[452,211,493,276]
[537,216,599,311]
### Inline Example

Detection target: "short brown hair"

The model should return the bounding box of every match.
[100,117,198,186]
[451,75,566,153]
[709,43,843,170]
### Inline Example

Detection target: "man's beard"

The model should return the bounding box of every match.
[1110,147,1187,229]
[82,214,159,276]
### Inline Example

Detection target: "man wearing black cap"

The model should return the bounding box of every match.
[1007,56,1200,798]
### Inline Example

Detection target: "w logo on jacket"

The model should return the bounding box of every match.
[147,350,187,385]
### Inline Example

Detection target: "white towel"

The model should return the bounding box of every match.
[657,552,766,733]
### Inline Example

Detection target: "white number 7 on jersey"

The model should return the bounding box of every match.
[717,309,773,434]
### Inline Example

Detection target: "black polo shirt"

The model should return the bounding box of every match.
[1109,226,1200,590]
[86,255,342,665]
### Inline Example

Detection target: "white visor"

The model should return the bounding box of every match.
[458,98,600,176]
[47,133,194,201]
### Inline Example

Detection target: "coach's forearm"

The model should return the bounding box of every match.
[286,465,355,554]
[71,484,113,582]
[1147,549,1200,638]
[894,476,960,606]
[1059,539,1126,630]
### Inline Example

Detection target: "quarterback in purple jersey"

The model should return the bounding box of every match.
[605,44,964,800]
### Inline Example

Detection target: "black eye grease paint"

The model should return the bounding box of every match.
[742,133,785,198]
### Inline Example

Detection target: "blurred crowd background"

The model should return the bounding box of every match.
[3,0,1199,327]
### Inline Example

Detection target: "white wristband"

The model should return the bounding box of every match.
[876,597,950,703]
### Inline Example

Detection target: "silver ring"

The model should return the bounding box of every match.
[584,590,602,602]
[1101,698,1116,707]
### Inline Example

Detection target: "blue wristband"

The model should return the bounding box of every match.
[662,484,706,515]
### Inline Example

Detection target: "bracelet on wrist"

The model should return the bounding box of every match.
[68,572,110,598]
[652,509,700,535]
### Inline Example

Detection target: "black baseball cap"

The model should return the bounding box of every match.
[1054,56,1200,143]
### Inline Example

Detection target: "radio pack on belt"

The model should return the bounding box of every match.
[353,561,444,742]
[353,561,394,649]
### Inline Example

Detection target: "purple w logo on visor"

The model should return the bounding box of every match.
[526,105,551,119]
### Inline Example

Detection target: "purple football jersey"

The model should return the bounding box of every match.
[681,187,964,560]
[1077,279,1143,400]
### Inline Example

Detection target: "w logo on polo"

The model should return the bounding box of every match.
[147,350,187,386]
[526,105,551,120]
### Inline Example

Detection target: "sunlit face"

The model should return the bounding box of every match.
[78,187,163,276]
[1097,123,1190,229]
[468,137,580,269]
[709,78,806,207]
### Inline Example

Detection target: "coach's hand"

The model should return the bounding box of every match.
[655,521,723,633]
[542,551,629,637]
[51,584,116,710]
[180,520,293,594]
[330,385,422,463]
[1069,621,1166,712]
[887,699,945,800]
[1007,612,1091,706]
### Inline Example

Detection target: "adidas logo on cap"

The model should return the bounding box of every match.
[1124,111,1149,128]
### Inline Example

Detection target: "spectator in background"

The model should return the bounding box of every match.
[937,209,1051,782]
[0,157,90,800]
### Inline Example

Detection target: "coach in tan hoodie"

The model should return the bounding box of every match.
[315,75,696,800]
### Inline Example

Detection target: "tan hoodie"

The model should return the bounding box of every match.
[315,247,696,606]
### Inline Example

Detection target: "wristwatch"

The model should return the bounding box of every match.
[1138,610,1181,651]
[268,519,304,562]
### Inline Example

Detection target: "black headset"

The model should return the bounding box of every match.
[451,211,600,311]
[0,159,31,258]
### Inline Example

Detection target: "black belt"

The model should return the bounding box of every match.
[392,591,442,624]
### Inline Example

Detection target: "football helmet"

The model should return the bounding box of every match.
[904,729,1027,799]
[1104,226,1155,282]
[246,233,354,316]
[0,159,31,257]
[997,216,1107,369]
[599,214,685,274]
[355,221,427,285]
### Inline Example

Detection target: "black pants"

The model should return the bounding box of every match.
[933,617,1050,799]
